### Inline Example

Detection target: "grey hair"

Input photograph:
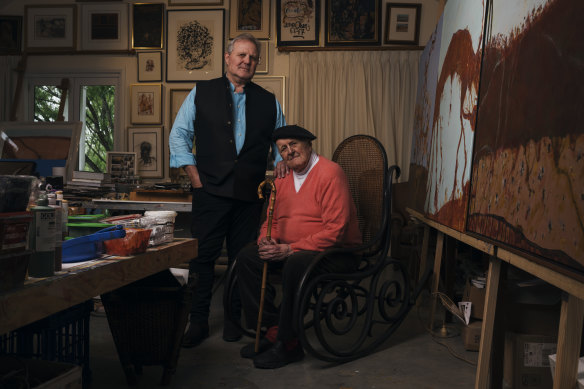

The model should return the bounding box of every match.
[226,33,261,57]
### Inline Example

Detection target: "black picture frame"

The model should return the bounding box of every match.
[276,0,320,47]
[132,3,164,50]
[325,0,382,47]
[384,2,421,45]
[0,16,22,54]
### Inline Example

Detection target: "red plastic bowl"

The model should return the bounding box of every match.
[103,228,152,256]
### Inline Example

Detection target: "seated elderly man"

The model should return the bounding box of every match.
[236,125,362,369]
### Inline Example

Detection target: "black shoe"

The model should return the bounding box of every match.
[222,319,243,342]
[182,321,209,348]
[252,341,304,369]
[240,337,273,358]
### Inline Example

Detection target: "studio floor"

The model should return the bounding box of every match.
[86,274,478,389]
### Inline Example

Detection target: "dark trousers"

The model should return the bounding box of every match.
[189,188,263,323]
[236,244,358,342]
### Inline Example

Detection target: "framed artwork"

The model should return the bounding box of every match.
[168,0,223,5]
[25,5,77,52]
[325,0,382,47]
[130,83,162,124]
[166,9,225,82]
[132,3,164,50]
[0,16,23,54]
[170,88,192,125]
[0,121,82,182]
[128,127,163,178]
[229,0,270,40]
[138,51,163,82]
[107,151,137,183]
[255,40,268,74]
[80,3,129,51]
[384,3,421,45]
[276,0,320,47]
[253,76,286,114]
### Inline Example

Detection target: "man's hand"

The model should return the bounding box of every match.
[258,239,292,261]
[274,160,289,179]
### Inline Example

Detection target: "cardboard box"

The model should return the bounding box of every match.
[462,319,482,351]
[463,279,486,320]
[504,332,557,389]
[0,357,82,389]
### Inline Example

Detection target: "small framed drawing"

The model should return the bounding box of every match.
[276,0,320,47]
[25,5,77,52]
[138,52,162,82]
[130,83,162,125]
[166,9,224,82]
[107,151,137,183]
[80,3,129,51]
[325,0,382,47]
[128,126,163,178]
[384,3,421,45]
[229,0,270,40]
[253,76,286,115]
[0,16,23,54]
[170,88,192,126]
[255,41,268,74]
[132,3,164,50]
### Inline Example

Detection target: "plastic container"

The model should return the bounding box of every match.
[66,222,114,238]
[0,212,32,253]
[0,175,36,213]
[62,225,126,263]
[103,228,152,256]
[67,214,105,223]
[142,211,177,246]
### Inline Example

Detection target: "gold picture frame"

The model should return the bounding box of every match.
[229,0,270,40]
[130,83,162,125]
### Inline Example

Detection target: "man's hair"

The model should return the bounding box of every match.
[226,33,261,58]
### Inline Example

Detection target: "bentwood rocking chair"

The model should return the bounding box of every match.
[225,134,428,363]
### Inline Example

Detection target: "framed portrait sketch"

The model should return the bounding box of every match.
[170,88,192,126]
[0,16,23,54]
[229,0,270,40]
[166,9,224,82]
[132,3,164,50]
[25,5,77,51]
[276,0,320,47]
[130,83,162,124]
[138,52,162,82]
[253,76,286,114]
[384,3,421,45]
[255,40,268,74]
[80,3,129,51]
[128,127,163,178]
[325,0,382,47]
[107,151,137,183]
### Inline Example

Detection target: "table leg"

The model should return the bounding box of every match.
[429,231,444,330]
[553,293,584,389]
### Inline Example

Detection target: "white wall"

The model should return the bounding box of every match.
[1,0,442,182]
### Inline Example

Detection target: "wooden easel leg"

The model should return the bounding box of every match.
[475,252,502,389]
[428,231,444,331]
[418,225,430,284]
[553,293,584,389]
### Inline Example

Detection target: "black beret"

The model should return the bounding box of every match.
[272,125,316,141]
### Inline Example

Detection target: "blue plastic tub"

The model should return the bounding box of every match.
[62,225,126,263]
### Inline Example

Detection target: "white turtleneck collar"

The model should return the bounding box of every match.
[293,151,319,192]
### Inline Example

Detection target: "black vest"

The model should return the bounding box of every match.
[194,76,276,201]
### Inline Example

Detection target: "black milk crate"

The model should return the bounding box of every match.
[0,300,93,384]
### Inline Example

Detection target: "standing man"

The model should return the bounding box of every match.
[169,33,288,347]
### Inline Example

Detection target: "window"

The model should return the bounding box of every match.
[27,74,122,173]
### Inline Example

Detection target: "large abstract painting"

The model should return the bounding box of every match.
[468,0,584,271]
[409,0,486,231]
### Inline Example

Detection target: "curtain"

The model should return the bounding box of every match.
[0,56,20,122]
[288,50,420,181]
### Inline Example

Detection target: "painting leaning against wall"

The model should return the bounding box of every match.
[467,0,584,272]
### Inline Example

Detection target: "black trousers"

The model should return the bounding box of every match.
[189,188,263,323]
[236,243,359,342]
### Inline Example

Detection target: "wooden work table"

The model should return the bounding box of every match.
[0,238,197,335]
[407,208,584,389]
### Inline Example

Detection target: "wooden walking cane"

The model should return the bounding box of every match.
[255,179,276,353]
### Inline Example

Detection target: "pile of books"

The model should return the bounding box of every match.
[66,171,115,191]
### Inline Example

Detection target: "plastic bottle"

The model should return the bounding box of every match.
[29,195,56,277]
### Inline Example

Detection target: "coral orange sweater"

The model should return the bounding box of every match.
[258,156,362,252]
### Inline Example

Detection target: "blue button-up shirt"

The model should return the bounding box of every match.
[169,82,286,168]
